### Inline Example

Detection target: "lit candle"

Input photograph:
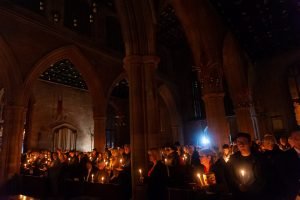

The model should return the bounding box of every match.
[68,158,71,162]
[139,169,142,177]
[90,156,92,161]
[197,173,204,186]
[120,159,123,165]
[101,176,105,183]
[164,158,167,163]
[24,164,27,168]
[91,174,94,182]
[240,169,246,184]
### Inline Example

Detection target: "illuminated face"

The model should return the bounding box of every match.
[223,148,230,156]
[280,137,287,145]
[200,155,211,166]
[236,137,251,155]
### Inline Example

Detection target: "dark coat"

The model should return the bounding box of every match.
[147,160,168,200]
[227,151,266,200]
[273,148,300,200]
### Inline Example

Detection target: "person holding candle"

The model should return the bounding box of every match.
[95,161,109,183]
[227,132,266,200]
[84,160,98,182]
[146,148,168,200]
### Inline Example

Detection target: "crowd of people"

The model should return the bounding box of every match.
[20,131,300,200]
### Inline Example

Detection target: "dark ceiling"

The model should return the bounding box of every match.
[211,0,300,61]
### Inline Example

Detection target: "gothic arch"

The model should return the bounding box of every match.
[158,84,183,144]
[18,45,106,116]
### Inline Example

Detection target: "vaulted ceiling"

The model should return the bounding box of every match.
[211,0,300,61]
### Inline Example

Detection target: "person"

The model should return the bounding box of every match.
[146,148,168,200]
[274,130,300,200]
[84,161,98,182]
[261,134,280,199]
[278,135,291,151]
[227,132,266,200]
[95,161,109,183]
[122,144,131,171]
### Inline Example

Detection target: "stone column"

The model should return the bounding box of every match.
[0,105,26,186]
[93,116,106,152]
[195,66,229,149]
[124,55,159,199]
[233,92,256,139]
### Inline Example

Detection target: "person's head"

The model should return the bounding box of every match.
[222,144,230,156]
[97,161,106,170]
[52,152,58,160]
[124,144,131,154]
[262,134,276,150]
[119,147,124,155]
[199,149,215,167]
[69,151,75,157]
[148,148,161,164]
[92,148,97,156]
[279,136,288,146]
[290,131,300,149]
[235,132,251,156]
[86,161,93,170]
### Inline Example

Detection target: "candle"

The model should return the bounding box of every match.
[24,164,27,168]
[101,176,105,183]
[197,173,204,186]
[240,169,246,184]
[91,174,94,182]
[68,158,71,162]
[164,158,167,163]
[139,169,142,177]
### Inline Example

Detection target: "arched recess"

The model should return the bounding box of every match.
[105,72,130,147]
[158,84,183,145]
[50,122,78,151]
[18,45,107,151]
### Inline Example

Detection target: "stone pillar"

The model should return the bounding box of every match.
[195,66,229,149]
[0,105,26,186]
[93,116,106,152]
[124,55,159,199]
[233,92,256,139]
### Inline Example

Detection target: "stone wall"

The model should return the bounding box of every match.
[29,80,93,152]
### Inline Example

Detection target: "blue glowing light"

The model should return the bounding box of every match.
[201,136,210,145]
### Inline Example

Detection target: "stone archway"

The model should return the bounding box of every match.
[18,45,107,151]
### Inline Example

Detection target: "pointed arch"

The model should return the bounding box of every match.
[18,45,106,116]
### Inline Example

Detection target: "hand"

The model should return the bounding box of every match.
[239,184,247,192]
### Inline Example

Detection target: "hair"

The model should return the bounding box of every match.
[148,148,162,161]
[235,132,251,143]
[263,134,276,145]
[222,144,230,149]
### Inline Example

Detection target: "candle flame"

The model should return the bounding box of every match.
[139,169,142,174]
[241,169,245,177]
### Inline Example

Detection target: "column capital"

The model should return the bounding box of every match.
[194,62,223,95]
[123,55,160,65]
